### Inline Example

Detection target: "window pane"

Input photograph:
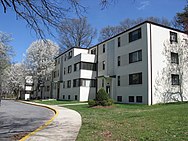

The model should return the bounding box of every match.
[129,96,134,102]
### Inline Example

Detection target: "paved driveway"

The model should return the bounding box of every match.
[0,100,54,141]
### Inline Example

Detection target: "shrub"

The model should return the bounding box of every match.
[88,100,96,107]
[96,88,109,101]
[88,88,114,107]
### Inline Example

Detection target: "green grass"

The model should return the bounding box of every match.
[63,103,188,141]
[30,99,83,105]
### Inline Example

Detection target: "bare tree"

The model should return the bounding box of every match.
[59,17,97,50]
[98,25,123,42]
[154,37,188,103]
[99,17,172,41]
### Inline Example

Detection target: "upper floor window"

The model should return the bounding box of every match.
[46,86,50,92]
[171,74,179,85]
[53,71,56,78]
[170,31,177,43]
[91,48,96,55]
[68,65,72,73]
[64,54,67,61]
[64,68,66,75]
[118,37,121,47]
[171,52,179,64]
[129,28,141,42]
[129,72,142,85]
[102,79,104,87]
[67,80,71,88]
[74,63,80,71]
[129,50,142,63]
[81,62,96,71]
[118,56,120,66]
[117,76,120,86]
[73,79,80,87]
[103,44,105,53]
[63,81,65,88]
[68,51,72,59]
[55,59,57,66]
[102,61,105,70]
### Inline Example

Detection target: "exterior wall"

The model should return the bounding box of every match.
[149,23,188,104]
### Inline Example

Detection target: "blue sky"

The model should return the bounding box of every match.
[0,0,186,62]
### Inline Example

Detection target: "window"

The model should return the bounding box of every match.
[80,79,96,87]
[171,52,179,64]
[129,50,142,63]
[102,79,104,87]
[171,74,179,85]
[118,56,120,66]
[129,28,141,42]
[118,37,121,47]
[57,70,59,77]
[136,96,142,103]
[103,44,105,53]
[64,68,66,75]
[81,62,96,71]
[75,95,78,100]
[68,95,70,100]
[63,81,65,88]
[73,79,80,87]
[117,96,122,102]
[91,48,96,55]
[53,71,56,78]
[117,76,120,86]
[64,54,67,61]
[68,65,72,73]
[170,31,177,43]
[67,80,71,88]
[74,63,80,71]
[68,51,72,59]
[62,95,65,99]
[102,61,105,70]
[55,59,57,66]
[129,96,134,102]
[129,73,142,85]
[47,86,50,92]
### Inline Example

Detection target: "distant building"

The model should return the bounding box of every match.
[21,76,33,100]
[52,21,188,105]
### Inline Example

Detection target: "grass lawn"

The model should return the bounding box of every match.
[63,103,188,141]
[30,99,83,105]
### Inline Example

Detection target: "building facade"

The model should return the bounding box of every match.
[52,21,188,105]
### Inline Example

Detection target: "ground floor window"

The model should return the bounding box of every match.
[68,95,70,100]
[75,95,78,100]
[117,96,122,102]
[171,74,179,85]
[63,95,65,99]
[136,96,142,103]
[129,96,134,102]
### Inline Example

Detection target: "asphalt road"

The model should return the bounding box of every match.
[0,100,54,141]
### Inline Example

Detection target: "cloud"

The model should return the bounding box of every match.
[137,0,150,10]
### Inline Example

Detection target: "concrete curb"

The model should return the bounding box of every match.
[18,101,59,141]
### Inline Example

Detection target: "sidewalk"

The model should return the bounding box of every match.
[20,101,82,141]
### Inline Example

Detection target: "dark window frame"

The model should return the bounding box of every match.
[136,96,142,103]
[129,72,142,85]
[170,31,178,43]
[129,50,142,63]
[117,96,122,102]
[129,96,134,102]
[171,52,179,64]
[118,56,121,66]
[67,80,71,88]
[171,74,180,85]
[68,65,72,73]
[129,28,142,42]
[118,37,121,47]
[103,44,105,53]
[102,61,105,70]
[117,76,120,86]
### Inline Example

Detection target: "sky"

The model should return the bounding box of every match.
[0,0,186,63]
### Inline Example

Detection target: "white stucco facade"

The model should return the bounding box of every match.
[52,21,188,105]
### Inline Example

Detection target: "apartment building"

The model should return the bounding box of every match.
[52,21,188,105]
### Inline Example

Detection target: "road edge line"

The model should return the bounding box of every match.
[18,101,59,141]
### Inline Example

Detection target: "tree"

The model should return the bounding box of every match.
[174,1,188,33]
[154,37,188,103]
[98,25,123,42]
[24,39,59,99]
[59,17,97,50]
[2,63,26,99]
[0,0,115,38]
[0,32,14,101]
[99,17,172,41]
